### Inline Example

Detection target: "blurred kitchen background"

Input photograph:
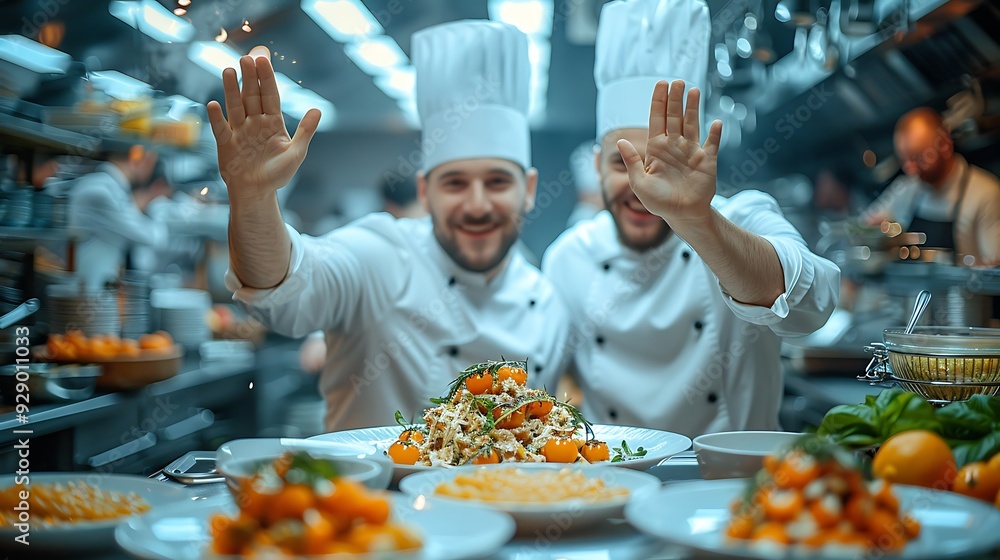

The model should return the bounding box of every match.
[0,0,999,470]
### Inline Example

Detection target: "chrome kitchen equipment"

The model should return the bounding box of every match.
[0,298,39,329]
[860,327,1000,404]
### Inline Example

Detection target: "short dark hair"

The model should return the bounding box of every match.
[380,173,418,207]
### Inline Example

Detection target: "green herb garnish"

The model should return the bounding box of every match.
[610,440,647,462]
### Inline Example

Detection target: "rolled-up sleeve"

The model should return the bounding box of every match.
[714,191,840,337]
[224,215,402,338]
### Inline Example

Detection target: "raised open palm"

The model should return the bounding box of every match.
[206,46,321,201]
[617,80,722,228]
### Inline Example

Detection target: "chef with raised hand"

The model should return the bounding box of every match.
[207,21,570,431]
[542,0,840,438]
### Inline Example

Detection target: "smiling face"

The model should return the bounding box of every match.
[597,128,671,252]
[419,158,536,273]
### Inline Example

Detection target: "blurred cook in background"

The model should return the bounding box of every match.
[863,107,1000,267]
[566,139,605,227]
[543,0,840,437]
[68,144,167,289]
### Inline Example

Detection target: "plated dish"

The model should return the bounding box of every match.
[399,463,660,533]
[0,473,186,555]
[209,451,420,556]
[116,492,516,560]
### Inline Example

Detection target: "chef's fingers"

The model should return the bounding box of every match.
[684,88,701,145]
[222,67,245,126]
[617,138,644,187]
[290,108,322,155]
[255,55,281,116]
[240,56,263,117]
[647,80,668,140]
[665,80,685,137]
[206,101,232,145]
[703,120,723,157]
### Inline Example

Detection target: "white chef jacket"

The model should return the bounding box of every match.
[68,163,168,290]
[542,191,840,438]
[226,213,571,432]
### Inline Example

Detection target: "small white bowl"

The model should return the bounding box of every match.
[692,431,803,480]
[216,438,392,495]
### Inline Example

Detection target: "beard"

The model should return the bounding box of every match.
[602,187,672,253]
[432,212,521,273]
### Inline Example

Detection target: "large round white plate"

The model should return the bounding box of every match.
[625,479,1000,559]
[399,463,661,534]
[309,424,691,484]
[0,473,188,556]
[115,493,515,560]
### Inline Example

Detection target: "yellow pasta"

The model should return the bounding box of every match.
[0,481,149,526]
[435,467,629,503]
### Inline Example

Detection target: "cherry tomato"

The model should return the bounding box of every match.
[398,430,424,443]
[541,438,578,463]
[581,440,610,463]
[526,400,553,419]
[472,448,501,464]
[265,483,315,524]
[496,366,527,388]
[465,372,493,395]
[493,406,525,429]
[388,441,420,465]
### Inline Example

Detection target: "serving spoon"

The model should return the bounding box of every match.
[903,290,932,334]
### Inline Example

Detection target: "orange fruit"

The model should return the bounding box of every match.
[581,441,610,463]
[987,453,1000,472]
[387,441,419,465]
[872,430,956,490]
[953,462,1000,502]
[138,332,172,350]
[118,338,141,357]
[541,438,578,463]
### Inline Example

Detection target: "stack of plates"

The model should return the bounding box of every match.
[120,270,150,339]
[46,285,120,336]
[1,187,32,227]
[150,288,210,348]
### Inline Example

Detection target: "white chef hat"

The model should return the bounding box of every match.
[594,0,711,141]
[413,20,531,172]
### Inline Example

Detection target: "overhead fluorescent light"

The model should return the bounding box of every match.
[0,35,71,74]
[89,70,153,100]
[109,0,195,43]
[188,41,242,78]
[302,0,383,42]
[274,72,335,130]
[374,66,415,100]
[488,0,553,37]
[344,36,408,76]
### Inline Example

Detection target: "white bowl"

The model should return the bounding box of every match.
[398,463,660,535]
[692,431,803,480]
[216,438,392,499]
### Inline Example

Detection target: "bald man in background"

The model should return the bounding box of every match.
[864,107,1000,266]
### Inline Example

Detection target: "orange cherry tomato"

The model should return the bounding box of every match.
[493,406,525,429]
[581,441,610,463]
[388,441,420,465]
[265,483,315,524]
[526,400,553,419]
[952,462,1000,502]
[398,430,425,443]
[465,372,493,395]
[496,365,527,388]
[541,438,578,463]
[472,448,501,464]
[725,514,755,540]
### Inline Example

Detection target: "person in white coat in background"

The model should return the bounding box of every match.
[542,0,840,438]
[68,145,168,290]
[211,21,570,432]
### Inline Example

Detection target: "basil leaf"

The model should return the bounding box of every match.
[817,406,879,445]
[874,388,907,414]
[936,401,993,440]
[951,432,1000,467]
[883,393,940,438]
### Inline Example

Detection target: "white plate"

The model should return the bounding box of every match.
[115,492,515,560]
[309,424,691,484]
[216,437,394,490]
[625,479,1000,559]
[399,463,661,534]
[0,473,188,556]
